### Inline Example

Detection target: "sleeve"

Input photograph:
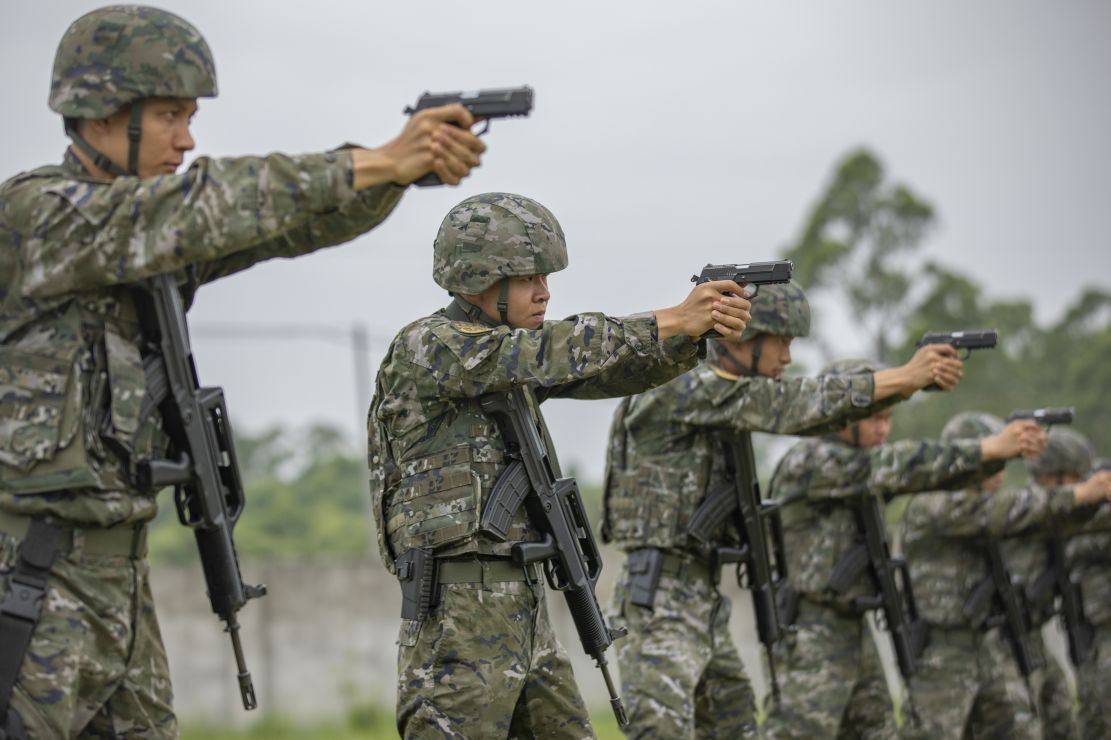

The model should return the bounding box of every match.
[193,182,404,285]
[20,150,398,297]
[671,371,892,436]
[408,312,698,399]
[868,438,1000,498]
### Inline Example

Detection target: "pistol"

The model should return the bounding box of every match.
[691,260,794,339]
[1006,408,1075,426]
[404,86,534,187]
[915,329,998,391]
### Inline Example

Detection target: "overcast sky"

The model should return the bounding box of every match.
[5,1,1110,481]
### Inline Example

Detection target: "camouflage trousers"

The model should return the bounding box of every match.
[762,598,895,740]
[1077,624,1111,740]
[1020,624,1080,740]
[903,625,1037,740]
[607,557,757,739]
[395,576,592,739]
[0,529,176,739]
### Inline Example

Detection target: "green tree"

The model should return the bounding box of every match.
[782,148,935,361]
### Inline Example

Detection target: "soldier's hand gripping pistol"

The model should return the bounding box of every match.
[404,86,533,187]
[132,274,266,711]
[691,260,794,339]
[915,329,998,391]
[478,386,629,728]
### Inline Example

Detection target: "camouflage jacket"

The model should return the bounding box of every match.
[368,309,699,573]
[770,435,994,610]
[1004,486,1097,626]
[904,482,1076,628]
[1063,503,1111,626]
[601,365,894,553]
[0,148,403,525]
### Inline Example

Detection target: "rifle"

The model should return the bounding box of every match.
[915,329,998,391]
[963,539,1040,706]
[1007,406,1094,666]
[686,432,786,700]
[690,261,793,339]
[404,86,534,187]
[827,491,928,680]
[478,386,628,727]
[133,274,266,711]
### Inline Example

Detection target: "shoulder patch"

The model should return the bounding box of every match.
[451,321,494,335]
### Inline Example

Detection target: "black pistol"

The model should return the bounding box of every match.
[404,86,534,187]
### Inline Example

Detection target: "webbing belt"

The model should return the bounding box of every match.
[437,558,539,585]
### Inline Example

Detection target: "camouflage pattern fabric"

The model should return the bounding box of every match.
[50,6,218,118]
[0,530,174,737]
[901,626,1038,740]
[1,148,403,524]
[369,310,698,569]
[602,365,892,551]
[772,435,992,611]
[1018,632,1080,740]
[396,580,591,740]
[368,304,700,735]
[432,192,568,294]
[608,559,758,738]
[1076,627,1111,740]
[763,599,895,740]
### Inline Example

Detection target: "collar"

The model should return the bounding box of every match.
[443,295,504,328]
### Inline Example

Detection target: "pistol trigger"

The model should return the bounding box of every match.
[960,348,972,361]
[474,119,491,136]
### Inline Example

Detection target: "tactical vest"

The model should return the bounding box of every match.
[602,394,734,552]
[368,309,542,572]
[1,165,169,496]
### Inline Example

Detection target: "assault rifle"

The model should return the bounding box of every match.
[133,274,266,711]
[686,432,787,699]
[1008,406,1093,666]
[828,490,928,679]
[479,386,628,727]
[404,86,534,187]
[915,329,998,391]
[963,539,1039,704]
[691,260,794,339]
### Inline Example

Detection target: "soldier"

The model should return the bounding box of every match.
[900,414,1111,739]
[1010,428,1111,740]
[601,287,967,739]
[1070,455,1111,740]
[367,191,752,738]
[0,5,485,737]
[765,370,1045,739]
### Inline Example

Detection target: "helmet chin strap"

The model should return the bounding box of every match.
[64,101,143,177]
[496,278,510,326]
[715,334,765,378]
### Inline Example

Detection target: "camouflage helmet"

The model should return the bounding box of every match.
[941,411,1004,444]
[49,5,218,119]
[724,281,811,344]
[433,192,568,294]
[1027,427,1094,480]
[820,357,885,377]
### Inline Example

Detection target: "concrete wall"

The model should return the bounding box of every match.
[151,550,763,727]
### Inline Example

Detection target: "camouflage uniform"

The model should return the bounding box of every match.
[1066,489,1111,740]
[368,193,702,739]
[764,406,1000,740]
[603,333,902,736]
[0,7,403,737]
[999,427,1096,740]
[901,414,1082,740]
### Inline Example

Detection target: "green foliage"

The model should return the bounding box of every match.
[148,423,375,565]
[783,148,936,359]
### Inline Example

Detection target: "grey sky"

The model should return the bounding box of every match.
[5,1,1110,482]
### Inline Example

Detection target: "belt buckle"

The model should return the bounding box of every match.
[0,573,47,623]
